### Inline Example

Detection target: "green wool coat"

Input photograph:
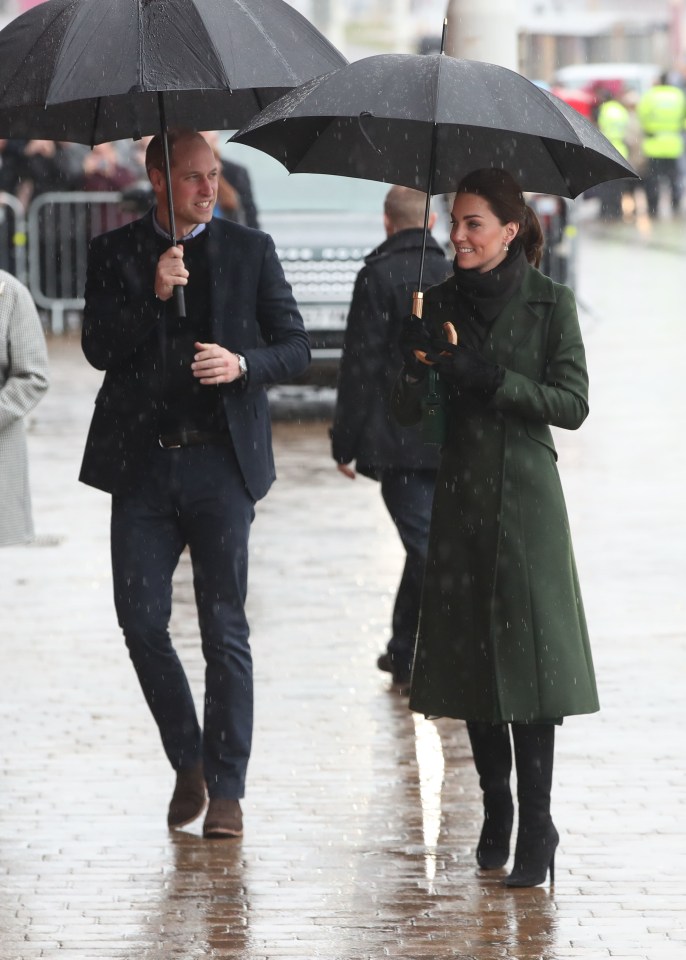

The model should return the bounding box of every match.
[393,265,599,723]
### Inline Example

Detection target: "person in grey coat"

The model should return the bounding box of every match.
[0,271,49,546]
[330,186,450,687]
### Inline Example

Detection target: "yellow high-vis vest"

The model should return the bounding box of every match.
[637,85,686,159]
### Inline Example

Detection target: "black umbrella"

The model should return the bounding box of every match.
[0,0,346,313]
[231,51,637,202]
[232,40,637,306]
[232,28,638,441]
[0,0,347,142]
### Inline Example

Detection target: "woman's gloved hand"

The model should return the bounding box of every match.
[398,313,435,379]
[424,340,505,399]
[399,313,434,358]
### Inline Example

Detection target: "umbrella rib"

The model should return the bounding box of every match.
[535,89,584,146]
[539,136,576,196]
[233,0,293,81]
[2,2,74,104]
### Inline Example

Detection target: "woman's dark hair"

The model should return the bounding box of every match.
[455,168,544,268]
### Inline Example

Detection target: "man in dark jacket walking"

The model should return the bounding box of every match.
[330,186,450,688]
[80,130,309,839]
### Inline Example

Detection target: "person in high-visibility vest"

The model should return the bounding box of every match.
[637,72,686,217]
[598,93,631,159]
[596,89,631,220]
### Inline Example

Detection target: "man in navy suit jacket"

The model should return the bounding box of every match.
[80,130,309,839]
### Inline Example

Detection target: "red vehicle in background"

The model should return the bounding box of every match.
[550,86,596,119]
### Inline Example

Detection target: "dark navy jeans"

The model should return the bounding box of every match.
[111,442,255,799]
[379,468,436,673]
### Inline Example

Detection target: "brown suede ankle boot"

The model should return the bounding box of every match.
[167,761,207,828]
[203,798,243,839]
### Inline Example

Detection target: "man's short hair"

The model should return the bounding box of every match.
[145,129,206,176]
[384,185,429,230]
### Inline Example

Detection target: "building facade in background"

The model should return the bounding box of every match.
[0,0,681,92]
[519,0,681,82]
[301,0,684,80]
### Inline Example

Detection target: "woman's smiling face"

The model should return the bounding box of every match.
[450,192,519,274]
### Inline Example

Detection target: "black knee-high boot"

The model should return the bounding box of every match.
[505,723,559,887]
[466,721,514,869]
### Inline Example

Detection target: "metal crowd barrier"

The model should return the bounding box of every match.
[27,191,137,333]
[17,191,579,337]
[22,192,362,348]
[0,192,28,286]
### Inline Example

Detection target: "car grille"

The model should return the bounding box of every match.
[277,247,366,305]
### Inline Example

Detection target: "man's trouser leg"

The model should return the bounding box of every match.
[111,444,255,799]
[380,469,435,678]
[178,446,255,800]
[111,455,202,776]
[644,158,661,216]
[666,157,683,211]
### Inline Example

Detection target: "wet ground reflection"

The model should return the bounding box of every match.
[3,218,686,957]
[413,714,445,886]
[161,835,250,955]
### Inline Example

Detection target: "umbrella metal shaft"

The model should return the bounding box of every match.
[158,92,186,318]
[416,17,448,300]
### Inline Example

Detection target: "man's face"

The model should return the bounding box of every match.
[152,136,218,236]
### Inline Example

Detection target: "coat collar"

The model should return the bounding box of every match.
[518,264,558,304]
[364,228,443,265]
[482,266,559,361]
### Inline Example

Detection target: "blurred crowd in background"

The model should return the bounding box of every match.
[0,62,683,332]
[550,62,686,221]
[0,130,259,229]
[2,60,686,233]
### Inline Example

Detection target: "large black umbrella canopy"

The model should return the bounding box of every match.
[231,53,637,199]
[0,0,346,315]
[0,0,347,143]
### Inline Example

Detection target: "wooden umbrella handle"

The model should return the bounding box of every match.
[413,320,459,366]
[443,321,458,345]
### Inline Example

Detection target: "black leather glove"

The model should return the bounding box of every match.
[398,313,435,381]
[399,314,433,362]
[425,341,505,400]
[402,354,432,381]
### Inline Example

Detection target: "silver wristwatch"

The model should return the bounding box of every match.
[236,353,248,378]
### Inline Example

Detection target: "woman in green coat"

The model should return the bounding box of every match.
[393,169,599,888]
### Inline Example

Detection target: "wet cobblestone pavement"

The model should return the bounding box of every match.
[1,222,685,958]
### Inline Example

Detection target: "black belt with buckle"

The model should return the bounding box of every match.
[158,431,231,449]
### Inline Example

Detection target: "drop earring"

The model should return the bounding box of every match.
[503,241,509,252]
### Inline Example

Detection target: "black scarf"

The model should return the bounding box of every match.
[451,241,528,347]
